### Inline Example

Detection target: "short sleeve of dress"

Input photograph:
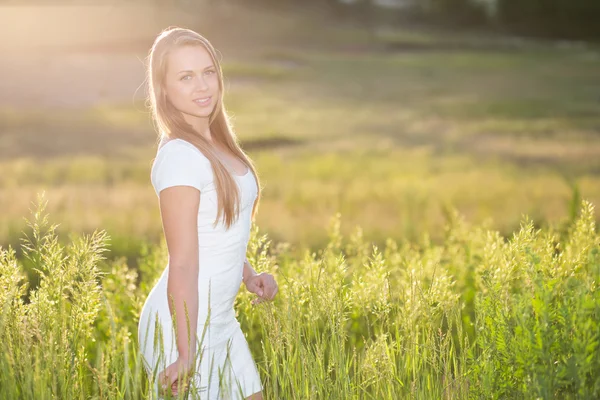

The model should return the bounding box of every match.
[153,140,212,194]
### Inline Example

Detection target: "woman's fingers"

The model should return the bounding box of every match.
[165,375,191,397]
[251,296,264,305]
[159,369,174,396]
[159,362,192,396]
[170,377,190,396]
[246,277,261,294]
[263,275,278,300]
[270,282,279,299]
[250,274,278,305]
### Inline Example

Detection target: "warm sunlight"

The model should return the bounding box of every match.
[1,0,599,399]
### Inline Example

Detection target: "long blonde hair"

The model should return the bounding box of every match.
[146,26,261,229]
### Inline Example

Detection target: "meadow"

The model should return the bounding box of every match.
[1,4,599,258]
[0,194,598,399]
[0,2,599,398]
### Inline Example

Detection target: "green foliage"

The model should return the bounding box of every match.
[421,0,489,27]
[0,194,599,398]
[498,0,600,39]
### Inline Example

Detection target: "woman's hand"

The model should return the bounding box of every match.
[245,272,278,305]
[158,356,195,397]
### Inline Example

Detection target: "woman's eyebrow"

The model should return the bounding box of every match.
[177,66,215,74]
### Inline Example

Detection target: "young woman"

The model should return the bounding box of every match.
[137,27,278,400]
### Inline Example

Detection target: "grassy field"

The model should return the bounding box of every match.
[1,24,600,256]
[0,3,600,397]
[0,194,598,398]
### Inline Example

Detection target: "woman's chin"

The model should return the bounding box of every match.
[181,109,213,120]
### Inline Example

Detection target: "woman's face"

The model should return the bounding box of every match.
[163,45,220,123]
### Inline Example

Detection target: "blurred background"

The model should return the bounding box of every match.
[1,0,599,262]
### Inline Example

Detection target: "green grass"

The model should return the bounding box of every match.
[1,193,598,399]
[2,3,600,398]
[2,27,599,256]
[2,145,595,257]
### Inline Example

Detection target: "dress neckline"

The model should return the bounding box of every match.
[161,138,252,179]
[233,167,251,179]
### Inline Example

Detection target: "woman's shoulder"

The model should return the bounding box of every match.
[151,138,213,193]
[156,138,210,163]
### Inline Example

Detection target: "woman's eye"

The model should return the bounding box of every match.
[181,75,192,81]
[205,70,216,75]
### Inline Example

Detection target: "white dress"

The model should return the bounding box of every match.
[137,138,262,400]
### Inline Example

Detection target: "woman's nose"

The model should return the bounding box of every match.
[195,76,209,91]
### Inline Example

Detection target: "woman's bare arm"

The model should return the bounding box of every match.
[159,185,200,363]
[243,257,279,304]
[242,257,258,284]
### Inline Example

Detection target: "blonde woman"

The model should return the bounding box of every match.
[137,27,278,400]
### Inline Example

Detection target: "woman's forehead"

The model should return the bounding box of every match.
[166,45,214,74]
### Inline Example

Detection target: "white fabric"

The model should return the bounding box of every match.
[138,138,262,399]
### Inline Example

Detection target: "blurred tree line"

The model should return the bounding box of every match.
[298,0,600,40]
[3,0,598,40]
[495,0,600,40]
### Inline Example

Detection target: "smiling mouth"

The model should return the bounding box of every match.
[194,96,212,105]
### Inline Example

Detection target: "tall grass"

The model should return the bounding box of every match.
[0,192,598,399]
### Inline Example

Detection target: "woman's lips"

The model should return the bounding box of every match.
[193,96,212,106]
